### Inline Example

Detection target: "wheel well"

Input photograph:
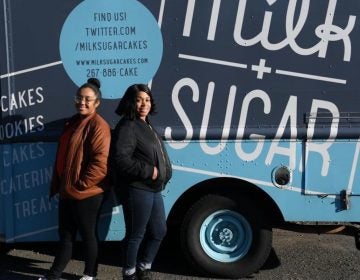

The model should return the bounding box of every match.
[167,177,284,227]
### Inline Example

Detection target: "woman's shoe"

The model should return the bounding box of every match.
[123,272,137,280]
[137,269,151,280]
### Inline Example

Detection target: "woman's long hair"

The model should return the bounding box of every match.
[115,84,157,120]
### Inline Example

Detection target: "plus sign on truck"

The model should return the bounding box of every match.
[1,0,360,278]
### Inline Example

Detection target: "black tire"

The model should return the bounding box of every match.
[180,194,272,279]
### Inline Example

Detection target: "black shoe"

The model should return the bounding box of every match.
[137,269,151,280]
[123,272,137,280]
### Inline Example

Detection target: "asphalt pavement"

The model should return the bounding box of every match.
[1,228,360,279]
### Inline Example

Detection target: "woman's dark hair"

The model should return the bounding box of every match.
[77,78,102,99]
[115,84,157,120]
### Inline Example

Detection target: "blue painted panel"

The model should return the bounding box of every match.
[2,138,360,242]
[165,140,360,222]
[0,142,57,242]
[305,140,360,195]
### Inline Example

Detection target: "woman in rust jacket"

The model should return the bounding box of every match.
[39,78,110,280]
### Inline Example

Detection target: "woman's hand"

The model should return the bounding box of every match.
[152,166,158,180]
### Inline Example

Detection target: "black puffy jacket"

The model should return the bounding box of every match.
[111,117,172,192]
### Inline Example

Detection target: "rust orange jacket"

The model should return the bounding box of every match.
[50,112,111,200]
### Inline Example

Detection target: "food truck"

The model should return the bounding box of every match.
[1,0,360,278]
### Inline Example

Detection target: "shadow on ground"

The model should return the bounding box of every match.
[0,229,281,279]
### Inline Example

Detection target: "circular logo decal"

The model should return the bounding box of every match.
[60,0,163,99]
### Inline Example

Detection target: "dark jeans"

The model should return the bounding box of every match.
[122,187,167,272]
[47,193,104,279]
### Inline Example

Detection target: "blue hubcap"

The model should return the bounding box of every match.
[199,210,252,262]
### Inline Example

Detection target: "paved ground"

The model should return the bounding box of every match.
[1,228,360,279]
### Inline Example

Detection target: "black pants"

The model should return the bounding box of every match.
[48,194,104,278]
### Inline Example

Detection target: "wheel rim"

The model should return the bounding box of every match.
[199,209,252,262]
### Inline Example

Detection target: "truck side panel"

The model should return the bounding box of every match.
[1,0,360,243]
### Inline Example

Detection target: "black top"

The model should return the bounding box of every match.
[111,117,172,192]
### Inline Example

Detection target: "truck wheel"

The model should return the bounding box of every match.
[180,194,272,279]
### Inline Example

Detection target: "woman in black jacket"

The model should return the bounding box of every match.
[112,84,172,280]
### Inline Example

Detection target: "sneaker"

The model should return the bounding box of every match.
[137,269,151,280]
[123,272,137,280]
[79,275,96,280]
[38,277,59,280]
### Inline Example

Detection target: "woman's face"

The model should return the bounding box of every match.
[75,87,99,116]
[136,91,151,121]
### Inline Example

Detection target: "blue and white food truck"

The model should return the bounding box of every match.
[1,0,360,278]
